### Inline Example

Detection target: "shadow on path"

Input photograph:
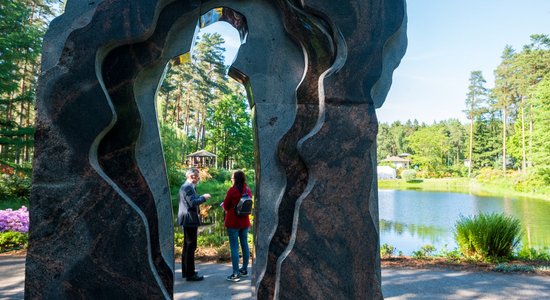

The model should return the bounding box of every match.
[2,256,549,299]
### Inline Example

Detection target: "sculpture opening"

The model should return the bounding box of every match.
[156,7,256,287]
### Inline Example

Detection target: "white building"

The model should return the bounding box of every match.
[377,166,396,179]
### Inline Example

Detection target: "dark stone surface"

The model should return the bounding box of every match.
[27,0,406,299]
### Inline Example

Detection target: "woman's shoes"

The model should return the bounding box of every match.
[239,268,248,277]
[226,273,241,282]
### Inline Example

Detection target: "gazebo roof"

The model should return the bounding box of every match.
[382,156,410,162]
[187,149,217,158]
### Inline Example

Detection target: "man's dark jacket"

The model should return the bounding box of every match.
[177,181,206,227]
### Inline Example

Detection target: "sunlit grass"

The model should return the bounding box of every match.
[454,213,522,262]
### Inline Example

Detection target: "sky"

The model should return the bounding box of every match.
[199,1,550,124]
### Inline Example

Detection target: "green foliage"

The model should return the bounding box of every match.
[412,244,436,259]
[401,170,417,182]
[197,233,226,247]
[471,118,501,170]
[0,231,28,252]
[531,76,550,184]
[380,243,396,259]
[159,123,186,188]
[407,125,449,173]
[516,246,550,261]
[206,94,254,169]
[439,244,462,261]
[493,263,535,273]
[0,173,31,208]
[454,213,522,261]
[208,168,231,183]
[0,0,59,167]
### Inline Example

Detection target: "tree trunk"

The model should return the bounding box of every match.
[184,88,191,136]
[521,96,526,172]
[162,92,169,123]
[175,93,181,128]
[200,111,206,149]
[502,104,507,174]
[468,119,473,177]
[529,103,533,169]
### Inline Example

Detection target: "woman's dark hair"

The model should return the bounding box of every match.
[233,170,246,193]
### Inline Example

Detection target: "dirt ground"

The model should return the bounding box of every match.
[4,249,549,276]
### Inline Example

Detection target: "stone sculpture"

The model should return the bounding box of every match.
[26,0,406,299]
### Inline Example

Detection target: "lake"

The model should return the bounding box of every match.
[378,189,550,255]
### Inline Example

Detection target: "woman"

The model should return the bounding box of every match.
[223,170,252,282]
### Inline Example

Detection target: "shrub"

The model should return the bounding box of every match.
[207,168,231,183]
[380,243,395,259]
[439,244,462,261]
[412,244,436,259]
[516,246,550,261]
[215,241,231,261]
[0,206,29,233]
[454,213,522,261]
[0,173,31,202]
[401,170,417,182]
[0,231,28,252]
[493,263,535,273]
[197,233,225,247]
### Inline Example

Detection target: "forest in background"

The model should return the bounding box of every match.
[0,0,62,172]
[1,1,549,205]
[157,32,254,188]
[378,34,550,194]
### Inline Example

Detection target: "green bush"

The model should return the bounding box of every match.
[439,244,462,261]
[380,243,395,258]
[0,231,28,252]
[0,173,31,202]
[412,244,436,259]
[454,213,522,261]
[208,168,231,183]
[198,232,226,247]
[493,263,535,273]
[401,170,417,182]
[516,246,550,261]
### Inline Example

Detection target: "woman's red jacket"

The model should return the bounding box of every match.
[223,184,252,229]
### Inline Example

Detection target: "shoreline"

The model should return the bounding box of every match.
[378,178,550,202]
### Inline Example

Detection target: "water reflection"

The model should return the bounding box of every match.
[379,189,550,255]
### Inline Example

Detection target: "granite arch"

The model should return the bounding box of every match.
[26,0,407,299]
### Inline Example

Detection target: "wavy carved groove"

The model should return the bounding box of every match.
[256,1,336,299]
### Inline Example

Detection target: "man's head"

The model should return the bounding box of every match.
[186,168,200,185]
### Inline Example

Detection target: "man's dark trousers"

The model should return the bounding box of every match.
[182,226,198,277]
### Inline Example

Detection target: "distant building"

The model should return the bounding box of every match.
[382,155,410,169]
[186,149,217,168]
[377,166,396,179]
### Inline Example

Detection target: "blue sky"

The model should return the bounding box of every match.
[200,1,550,124]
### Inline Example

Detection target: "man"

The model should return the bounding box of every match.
[177,168,211,281]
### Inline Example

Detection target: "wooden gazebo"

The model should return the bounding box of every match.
[186,149,217,168]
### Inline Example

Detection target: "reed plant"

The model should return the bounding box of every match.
[454,212,522,261]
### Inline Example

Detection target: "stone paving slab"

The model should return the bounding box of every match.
[1,256,549,299]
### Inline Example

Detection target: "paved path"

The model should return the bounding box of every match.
[2,256,549,299]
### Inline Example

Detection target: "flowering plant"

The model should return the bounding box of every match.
[0,206,29,233]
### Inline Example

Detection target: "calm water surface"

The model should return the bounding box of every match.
[378,189,550,255]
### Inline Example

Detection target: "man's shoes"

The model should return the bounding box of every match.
[186,274,204,281]
[182,271,198,279]
[238,269,248,277]
[226,274,241,282]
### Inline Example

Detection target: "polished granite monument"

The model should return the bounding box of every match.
[25,0,406,299]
